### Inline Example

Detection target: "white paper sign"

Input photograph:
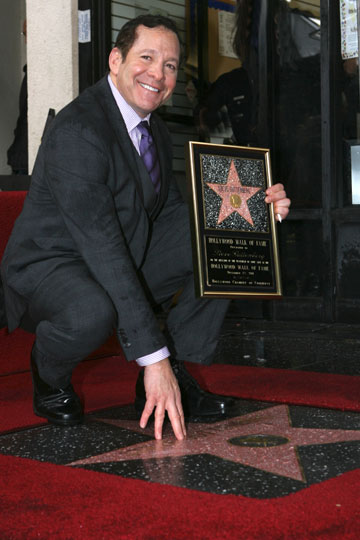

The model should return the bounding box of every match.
[78,10,91,44]
[340,0,358,59]
[218,11,237,59]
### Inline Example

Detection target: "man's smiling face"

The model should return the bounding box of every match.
[109,24,180,118]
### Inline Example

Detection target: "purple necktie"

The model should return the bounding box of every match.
[138,121,161,193]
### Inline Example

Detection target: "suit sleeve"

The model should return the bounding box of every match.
[43,125,167,360]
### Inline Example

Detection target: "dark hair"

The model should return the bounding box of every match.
[114,14,183,64]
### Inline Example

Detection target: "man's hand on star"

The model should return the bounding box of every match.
[140,358,186,441]
[265,183,291,222]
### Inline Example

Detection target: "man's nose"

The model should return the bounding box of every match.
[148,61,164,81]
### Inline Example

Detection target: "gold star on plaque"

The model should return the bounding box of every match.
[207,160,262,226]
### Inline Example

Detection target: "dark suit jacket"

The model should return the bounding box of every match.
[1,76,185,360]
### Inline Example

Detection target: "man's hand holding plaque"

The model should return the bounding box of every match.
[265,183,291,223]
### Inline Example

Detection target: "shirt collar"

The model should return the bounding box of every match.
[107,74,151,133]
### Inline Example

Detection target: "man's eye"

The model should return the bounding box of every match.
[166,64,177,71]
[141,55,151,61]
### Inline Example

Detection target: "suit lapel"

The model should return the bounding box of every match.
[92,77,146,203]
[92,77,169,217]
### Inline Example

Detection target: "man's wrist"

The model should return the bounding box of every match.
[136,346,170,367]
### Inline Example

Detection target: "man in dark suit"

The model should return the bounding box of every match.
[1,15,290,440]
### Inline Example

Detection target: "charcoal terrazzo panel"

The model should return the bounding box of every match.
[0,417,152,465]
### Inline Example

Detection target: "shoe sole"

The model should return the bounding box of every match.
[33,408,84,427]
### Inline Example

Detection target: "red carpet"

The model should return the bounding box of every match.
[1,327,360,433]
[1,339,360,538]
[0,355,139,433]
[189,363,360,413]
[0,327,35,375]
[0,453,359,539]
[0,328,132,432]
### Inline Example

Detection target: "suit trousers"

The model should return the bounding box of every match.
[23,200,230,387]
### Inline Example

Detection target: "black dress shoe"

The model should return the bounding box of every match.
[135,361,234,418]
[31,350,84,426]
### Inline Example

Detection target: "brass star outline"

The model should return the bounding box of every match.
[206,160,262,226]
[67,405,360,482]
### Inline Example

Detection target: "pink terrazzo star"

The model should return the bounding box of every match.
[207,159,262,225]
[68,405,360,482]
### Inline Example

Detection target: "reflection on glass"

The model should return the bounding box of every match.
[342,58,359,141]
[342,53,360,206]
[278,221,323,297]
[227,1,322,208]
[275,1,321,208]
[350,145,360,204]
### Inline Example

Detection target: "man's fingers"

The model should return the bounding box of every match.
[176,395,187,436]
[265,184,290,204]
[141,397,186,441]
[167,400,186,441]
[274,199,291,219]
[266,183,284,195]
[153,399,186,441]
[139,400,155,429]
[264,183,291,222]
[141,359,187,440]
[265,190,287,203]
[154,404,166,440]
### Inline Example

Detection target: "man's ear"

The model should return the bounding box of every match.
[108,47,122,75]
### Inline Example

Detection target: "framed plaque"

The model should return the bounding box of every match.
[186,141,282,298]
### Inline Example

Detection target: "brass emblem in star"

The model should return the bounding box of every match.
[207,160,262,226]
[67,405,360,482]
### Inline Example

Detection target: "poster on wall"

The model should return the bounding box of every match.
[340,0,358,59]
[218,10,237,59]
